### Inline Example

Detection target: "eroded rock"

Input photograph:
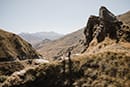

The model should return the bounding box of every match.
[83,6,125,46]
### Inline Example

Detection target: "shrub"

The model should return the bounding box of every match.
[0,75,7,83]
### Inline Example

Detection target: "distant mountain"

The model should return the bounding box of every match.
[19,31,63,47]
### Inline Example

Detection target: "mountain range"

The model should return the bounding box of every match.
[19,31,63,47]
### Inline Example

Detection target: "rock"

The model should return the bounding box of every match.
[33,59,49,64]
[84,15,100,45]
[12,70,26,76]
[99,6,117,22]
[83,6,126,46]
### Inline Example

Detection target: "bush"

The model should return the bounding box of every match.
[0,75,7,83]
[126,73,130,80]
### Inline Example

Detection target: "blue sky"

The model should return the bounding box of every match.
[0,0,130,34]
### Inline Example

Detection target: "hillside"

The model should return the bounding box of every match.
[1,6,130,87]
[0,29,40,61]
[0,29,50,85]
[118,11,130,26]
[2,51,130,87]
[36,29,85,60]
[19,32,63,47]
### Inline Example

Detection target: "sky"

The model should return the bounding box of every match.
[0,0,130,34]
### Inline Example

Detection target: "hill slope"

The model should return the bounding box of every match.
[2,51,130,87]
[118,11,130,26]
[0,29,43,84]
[0,29,40,61]
[36,29,85,60]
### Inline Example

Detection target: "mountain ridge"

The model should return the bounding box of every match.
[0,29,41,61]
[19,31,63,47]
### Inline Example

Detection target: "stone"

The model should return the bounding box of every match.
[83,6,123,46]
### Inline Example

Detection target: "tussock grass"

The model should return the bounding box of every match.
[2,50,130,87]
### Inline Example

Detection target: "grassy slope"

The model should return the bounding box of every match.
[118,11,130,26]
[0,29,40,61]
[37,29,85,60]
[2,50,130,87]
[0,29,41,85]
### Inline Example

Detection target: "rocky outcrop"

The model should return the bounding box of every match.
[84,6,130,47]
[0,29,40,62]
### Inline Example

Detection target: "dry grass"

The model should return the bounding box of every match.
[1,50,130,87]
[37,29,85,60]
[118,11,130,26]
[0,29,40,61]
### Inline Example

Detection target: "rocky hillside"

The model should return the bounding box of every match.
[19,32,63,47]
[0,29,40,61]
[0,29,47,85]
[1,6,130,87]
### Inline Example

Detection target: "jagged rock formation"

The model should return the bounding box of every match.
[83,6,128,47]
[0,29,40,62]
[82,6,130,55]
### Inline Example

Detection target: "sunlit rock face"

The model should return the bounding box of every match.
[83,6,130,46]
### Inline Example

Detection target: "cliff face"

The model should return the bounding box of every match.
[82,6,130,55]
[0,29,40,62]
[84,6,130,47]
